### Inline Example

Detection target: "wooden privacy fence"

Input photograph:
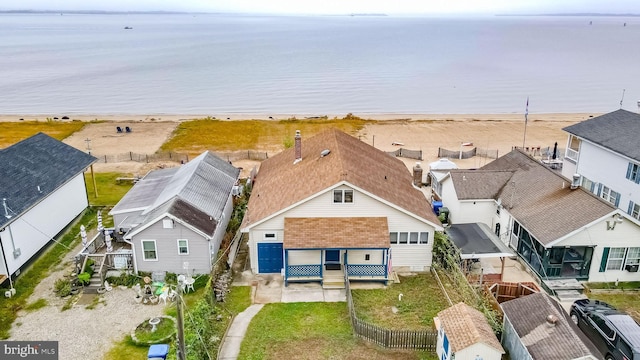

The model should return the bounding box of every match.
[92,150,269,164]
[345,273,437,350]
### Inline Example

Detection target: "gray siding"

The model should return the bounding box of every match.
[133,217,210,275]
[501,317,532,360]
[210,194,234,259]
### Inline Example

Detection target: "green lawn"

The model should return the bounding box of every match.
[352,274,454,330]
[160,116,370,155]
[239,302,434,360]
[589,292,640,322]
[84,172,134,207]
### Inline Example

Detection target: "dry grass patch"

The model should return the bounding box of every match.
[160,117,371,155]
[0,121,86,148]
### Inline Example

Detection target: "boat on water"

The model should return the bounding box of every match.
[124,26,133,30]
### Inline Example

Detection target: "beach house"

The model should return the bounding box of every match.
[0,133,96,287]
[240,129,442,287]
[109,151,240,275]
[561,109,640,220]
[437,150,640,291]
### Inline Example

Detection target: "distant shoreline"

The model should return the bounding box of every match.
[0,112,597,123]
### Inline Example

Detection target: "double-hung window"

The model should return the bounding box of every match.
[177,239,189,255]
[389,232,429,244]
[606,247,626,271]
[600,186,620,206]
[626,162,640,183]
[629,201,640,220]
[142,240,157,261]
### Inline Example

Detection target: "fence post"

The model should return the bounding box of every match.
[104,155,107,163]
[130,151,132,160]
[146,154,149,163]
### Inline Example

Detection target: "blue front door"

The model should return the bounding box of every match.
[325,250,341,270]
[258,243,283,273]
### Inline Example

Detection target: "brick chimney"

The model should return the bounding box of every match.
[413,162,423,187]
[294,130,302,164]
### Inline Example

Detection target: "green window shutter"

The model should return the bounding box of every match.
[599,247,610,272]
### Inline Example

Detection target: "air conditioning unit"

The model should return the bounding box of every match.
[625,264,639,272]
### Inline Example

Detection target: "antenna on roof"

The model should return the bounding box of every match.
[620,89,625,109]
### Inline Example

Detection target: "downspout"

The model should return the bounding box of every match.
[0,229,14,289]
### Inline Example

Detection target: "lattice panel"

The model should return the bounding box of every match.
[347,265,386,277]
[287,265,322,277]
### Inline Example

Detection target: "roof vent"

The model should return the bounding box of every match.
[570,174,580,190]
[320,149,331,157]
[546,314,558,327]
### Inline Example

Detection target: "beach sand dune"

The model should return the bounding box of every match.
[44,112,590,175]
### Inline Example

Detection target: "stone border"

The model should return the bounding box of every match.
[130,315,177,346]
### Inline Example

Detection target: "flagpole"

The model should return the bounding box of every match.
[522,97,529,149]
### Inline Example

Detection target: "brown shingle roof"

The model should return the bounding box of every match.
[501,292,601,359]
[284,217,389,249]
[437,302,504,353]
[449,170,514,200]
[450,150,615,245]
[242,129,441,229]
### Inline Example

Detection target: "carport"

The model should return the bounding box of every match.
[446,223,515,282]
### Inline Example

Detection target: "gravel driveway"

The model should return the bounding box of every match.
[8,241,167,360]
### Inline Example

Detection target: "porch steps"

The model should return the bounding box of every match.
[555,290,587,302]
[322,271,345,289]
[83,272,104,294]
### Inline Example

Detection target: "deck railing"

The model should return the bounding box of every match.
[346,264,386,277]
[286,265,322,277]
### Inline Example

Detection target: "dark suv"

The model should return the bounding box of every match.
[570,299,640,360]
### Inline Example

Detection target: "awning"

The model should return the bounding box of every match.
[447,223,514,259]
[284,217,389,249]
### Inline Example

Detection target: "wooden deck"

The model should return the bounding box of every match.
[0,274,7,285]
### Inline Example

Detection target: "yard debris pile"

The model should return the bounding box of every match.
[214,270,232,302]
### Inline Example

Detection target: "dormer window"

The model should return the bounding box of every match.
[333,189,353,203]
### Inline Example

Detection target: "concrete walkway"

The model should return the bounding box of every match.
[218,304,264,360]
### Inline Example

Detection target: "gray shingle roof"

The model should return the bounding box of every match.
[0,132,96,229]
[112,151,239,237]
[449,170,514,200]
[458,150,616,245]
[501,292,601,359]
[563,109,640,161]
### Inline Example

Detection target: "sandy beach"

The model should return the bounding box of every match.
[0,112,598,123]
[4,112,591,175]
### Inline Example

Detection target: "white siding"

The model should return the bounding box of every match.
[455,343,502,360]
[248,185,438,273]
[390,245,430,271]
[439,177,460,223]
[555,217,640,282]
[288,250,321,265]
[457,200,496,226]
[348,249,383,264]
[568,139,640,213]
[0,174,88,276]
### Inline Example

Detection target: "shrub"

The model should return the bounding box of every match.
[54,278,72,297]
[106,273,141,287]
[77,272,91,286]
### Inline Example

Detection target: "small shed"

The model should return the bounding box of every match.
[435,302,504,360]
[500,292,601,360]
[429,158,458,195]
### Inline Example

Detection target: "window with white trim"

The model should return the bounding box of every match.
[177,239,189,255]
[626,162,640,183]
[606,247,626,271]
[333,189,354,203]
[389,232,429,244]
[142,240,157,261]
[624,248,640,267]
[600,186,620,206]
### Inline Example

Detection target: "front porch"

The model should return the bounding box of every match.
[285,249,390,289]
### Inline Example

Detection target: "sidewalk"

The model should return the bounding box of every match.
[218,304,264,360]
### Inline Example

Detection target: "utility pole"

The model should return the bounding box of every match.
[176,275,186,360]
[85,138,98,198]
